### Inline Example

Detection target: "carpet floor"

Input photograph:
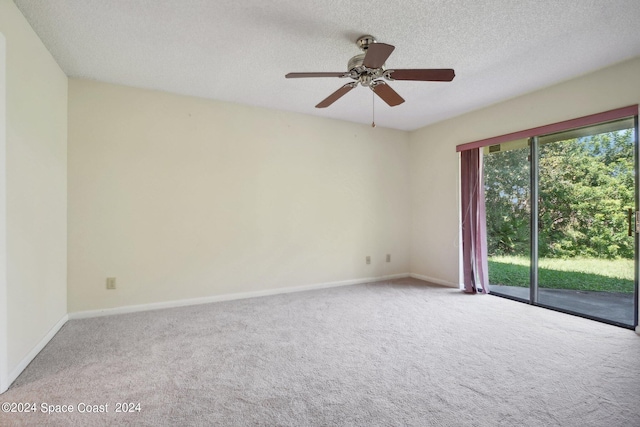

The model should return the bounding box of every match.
[1,278,639,426]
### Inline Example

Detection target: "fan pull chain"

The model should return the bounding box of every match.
[371,90,376,128]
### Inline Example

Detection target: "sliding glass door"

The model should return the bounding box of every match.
[536,120,636,325]
[484,139,531,301]
[485,116,638,328]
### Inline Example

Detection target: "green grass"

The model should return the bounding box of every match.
[488,255,635,293]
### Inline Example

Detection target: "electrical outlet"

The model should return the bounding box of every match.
[386,254,391,262]
[366,256,371,265]
[106,277,116,290]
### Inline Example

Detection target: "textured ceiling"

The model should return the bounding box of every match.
[13,0,640,131]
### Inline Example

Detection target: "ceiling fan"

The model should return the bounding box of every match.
[285,35,455,109]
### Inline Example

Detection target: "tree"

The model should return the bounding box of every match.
[484,147,530,256]
[484,129,634,260]
[538,130,634,259]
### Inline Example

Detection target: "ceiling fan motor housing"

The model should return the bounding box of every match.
[348,55,385,87]
[348,35,394,87]
[347,53,366,71]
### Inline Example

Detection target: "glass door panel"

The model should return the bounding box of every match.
[484,140,531,300]
[537,121,636,326]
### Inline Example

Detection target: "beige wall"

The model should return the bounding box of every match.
[409,57,640,300]
[68,79,410,312]
[0,0,68,380]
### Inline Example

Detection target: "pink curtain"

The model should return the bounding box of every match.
[460,149,489,294]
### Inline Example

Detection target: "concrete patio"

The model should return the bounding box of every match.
[490,285,636,327]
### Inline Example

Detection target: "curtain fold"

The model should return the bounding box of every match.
[460,149,489,294]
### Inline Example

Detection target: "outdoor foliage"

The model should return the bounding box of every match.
[483,146,530,256]
[484,129,635,260]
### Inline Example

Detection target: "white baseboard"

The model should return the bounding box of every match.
[2,313,68,393]
[410,273,461,289]
[69,273,411,320]
[636,325,640,335]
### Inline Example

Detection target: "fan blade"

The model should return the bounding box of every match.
[363,43,395,69]
[315,83,356,108]
[372,82,404,107]
[387,69,455,81]
[286,72,347,78]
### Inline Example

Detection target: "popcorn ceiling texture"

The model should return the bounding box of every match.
[13,0,640,130]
